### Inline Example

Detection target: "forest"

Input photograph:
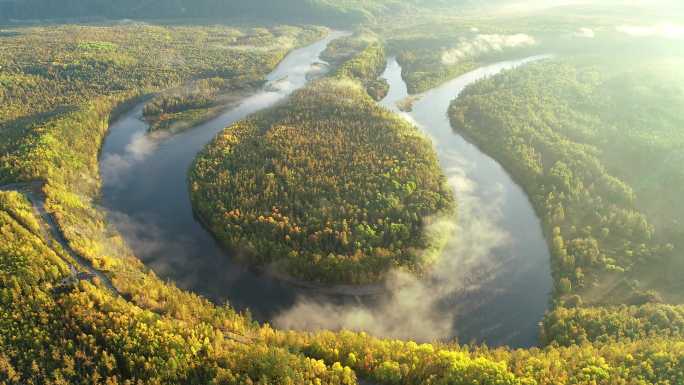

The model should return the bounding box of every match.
[0,0,458,26]
[0,190,357,384]
[448,53,684,306]
[2,1,684,384]
[322,34,389,100]
[377,18,543,94]
[142,77,255,133]
[446,33,684,382]
[0,24,355,384]
[189,76,455,284]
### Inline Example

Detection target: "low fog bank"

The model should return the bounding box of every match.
[274,150,513,342]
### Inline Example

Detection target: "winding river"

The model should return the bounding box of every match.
[100,31,552,348]
[379,57,552,347]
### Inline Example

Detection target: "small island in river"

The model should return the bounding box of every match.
[189,77,455,285]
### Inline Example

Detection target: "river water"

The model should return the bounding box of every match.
[100,31,552,348]
[378,57,552,347]
[100,32,348,317]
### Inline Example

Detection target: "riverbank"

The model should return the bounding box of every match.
[376,56,552,347]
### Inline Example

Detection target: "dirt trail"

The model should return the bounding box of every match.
[0,181,120,296]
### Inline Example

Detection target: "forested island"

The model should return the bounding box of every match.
[189,76,454,284]
[322,33,390,100]
[2,0,684,384]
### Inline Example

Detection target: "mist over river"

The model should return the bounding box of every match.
[100,33,551,347]
[378,56,552,346]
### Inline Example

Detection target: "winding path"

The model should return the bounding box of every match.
[0,181,120,296]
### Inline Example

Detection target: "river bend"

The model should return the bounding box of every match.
[100,32,551,347]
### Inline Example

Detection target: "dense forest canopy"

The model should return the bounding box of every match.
[2,0,684,384]
[0,0,363,23]
[444,28,684,368]
[190,77,455,284]
[449,48,684,306]
[0,0,526,26]
[0,190,359,384]
[322,33,389,100]
[141,76,256,133]
[0,0,456,25]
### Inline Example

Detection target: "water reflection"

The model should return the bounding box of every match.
[101,34,552,347]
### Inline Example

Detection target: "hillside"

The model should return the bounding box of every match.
[449,54,684,305]
[0,0,416,25]
[446,40,684,373]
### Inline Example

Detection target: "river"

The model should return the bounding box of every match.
[99,31,552,348]
[378,56,552,347]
